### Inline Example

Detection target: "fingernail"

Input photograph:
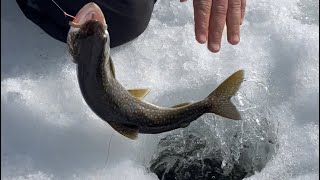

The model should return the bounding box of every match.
[232,35,239,44]
[209,43,220,52]
[198,34,207,43]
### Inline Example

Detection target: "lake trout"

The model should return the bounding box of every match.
[67,3,244,140]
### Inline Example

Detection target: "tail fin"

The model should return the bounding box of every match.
[206,70,244,120]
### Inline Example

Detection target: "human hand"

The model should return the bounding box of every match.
[181,0,246,53]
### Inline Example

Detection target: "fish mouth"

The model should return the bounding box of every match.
[67,2,108,40]
[69,2,106,28]
[67,3,110,63]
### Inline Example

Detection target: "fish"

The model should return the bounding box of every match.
[67,3,245,140]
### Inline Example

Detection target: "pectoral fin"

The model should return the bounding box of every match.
[171,102,192,108]
[108,122,139,140]
[128,89,150,100]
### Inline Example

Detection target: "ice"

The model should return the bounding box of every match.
[1,0,319,179]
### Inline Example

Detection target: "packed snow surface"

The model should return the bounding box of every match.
[1,0,318,179]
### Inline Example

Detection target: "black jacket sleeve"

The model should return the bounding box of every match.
[16,0,155,48]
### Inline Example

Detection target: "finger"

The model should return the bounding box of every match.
[240,0,246,24]
[193,0,212,44]
[208,0,228,52]
[226,0,241,45]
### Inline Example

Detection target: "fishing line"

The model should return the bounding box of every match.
[104,131,114,169]
[97,130,114,177]
[50,0,76,20]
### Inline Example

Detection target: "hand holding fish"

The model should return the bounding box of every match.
[181,0,246,53]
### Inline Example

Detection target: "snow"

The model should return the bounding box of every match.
[1,0,318,179]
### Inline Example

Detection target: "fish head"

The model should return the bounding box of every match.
[67,3,110,64]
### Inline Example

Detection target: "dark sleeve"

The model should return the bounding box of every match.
[16,0,155,48]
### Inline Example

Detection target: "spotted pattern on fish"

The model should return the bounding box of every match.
[68,20,244,140]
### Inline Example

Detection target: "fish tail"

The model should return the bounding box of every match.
[206,70,244,120]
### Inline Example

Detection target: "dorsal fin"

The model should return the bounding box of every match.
[127,89,150,100]
[108,122,139,140]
